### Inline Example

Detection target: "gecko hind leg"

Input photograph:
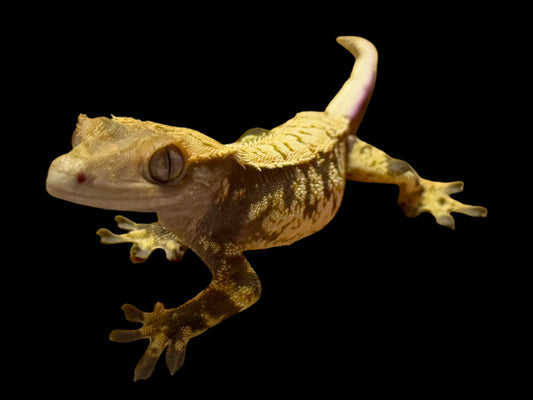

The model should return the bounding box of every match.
[347,137,487,229]
[96,215,187,263]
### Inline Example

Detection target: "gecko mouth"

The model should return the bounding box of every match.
[45,165,171,212]
[47,171,131,210]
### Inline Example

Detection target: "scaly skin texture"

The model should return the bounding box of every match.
[46,36,487,380]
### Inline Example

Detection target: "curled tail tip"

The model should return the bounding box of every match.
[335,36,377,55]
[325,36,378,121]
[336,35,362,44]
[335,36,357,50]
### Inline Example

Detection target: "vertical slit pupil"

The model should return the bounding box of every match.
[164,148,172,181]
[149,145,184,183]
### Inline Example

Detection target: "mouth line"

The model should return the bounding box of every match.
[46,179,173,212]
[46,183,135,210]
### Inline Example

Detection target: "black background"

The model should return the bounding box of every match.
[10,3,515,397]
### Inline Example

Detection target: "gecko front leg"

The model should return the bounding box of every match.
[109,239,262,381]
[96,216,187,263]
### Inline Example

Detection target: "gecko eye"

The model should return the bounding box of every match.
[148,145,185,183]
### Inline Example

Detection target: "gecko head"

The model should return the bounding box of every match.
[46,114,236,212]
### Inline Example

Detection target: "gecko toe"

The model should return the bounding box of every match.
[109,329,144,343]
[165,341,187,375]
[96,228,122,244]
[114,215,138,231]
[164,247,185,262]
[121,304,145,323]
[134,346,165,381]
[444,181,464,195]
[129,244,151,263]
[458,205,488,218]
[435,213,456,230]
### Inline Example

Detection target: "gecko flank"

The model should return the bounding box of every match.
[46,36,487,381]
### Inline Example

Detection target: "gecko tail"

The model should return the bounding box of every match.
[325,36,378,132]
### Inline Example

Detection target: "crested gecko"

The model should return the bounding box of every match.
[46,36,487,381]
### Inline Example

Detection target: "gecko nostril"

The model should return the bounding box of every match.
[76,172,87,183]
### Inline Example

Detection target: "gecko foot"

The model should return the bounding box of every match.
[96,215,187,263]
[110,302,192,381]
[398,179,488,230]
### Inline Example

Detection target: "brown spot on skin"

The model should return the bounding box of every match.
[164,312,208,342]
[387,158,413,175]
[195,288,242,325]
[359,144,372,154]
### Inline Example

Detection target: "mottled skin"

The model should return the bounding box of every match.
[46,37,487,381]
